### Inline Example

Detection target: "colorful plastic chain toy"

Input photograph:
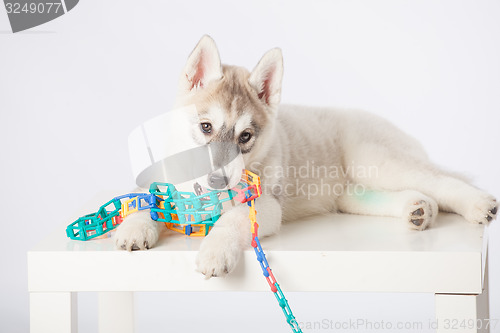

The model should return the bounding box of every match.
[66,170,303,333]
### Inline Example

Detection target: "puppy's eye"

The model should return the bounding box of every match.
[200,122,212,134]
[239,132,252,144]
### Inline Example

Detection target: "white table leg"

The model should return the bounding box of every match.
[476,256,490,333]
[30,292,77,333]
[98,292,134,333]
[435,294,479,333]
[435,262,490,333]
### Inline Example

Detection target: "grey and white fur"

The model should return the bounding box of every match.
[114,35,498,278]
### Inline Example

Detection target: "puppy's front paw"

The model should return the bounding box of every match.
[463,193,497,225]
[114,212,159,251]
[196,231,241,278]
[404,197,438,231]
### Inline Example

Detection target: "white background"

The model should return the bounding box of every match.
[1,1,500,332]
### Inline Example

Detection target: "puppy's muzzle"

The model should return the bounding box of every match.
[207,173,229,189]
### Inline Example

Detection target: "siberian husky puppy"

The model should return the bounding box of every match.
[115,35,497,278]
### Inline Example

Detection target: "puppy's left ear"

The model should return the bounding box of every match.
[249,48,283,107]
[181,35,223,92]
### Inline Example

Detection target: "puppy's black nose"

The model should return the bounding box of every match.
[208,173,229,189]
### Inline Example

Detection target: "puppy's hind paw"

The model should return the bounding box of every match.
[404,198,438,231]
[463,194,497,225]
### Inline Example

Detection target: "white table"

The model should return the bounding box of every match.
[28,193,490,333]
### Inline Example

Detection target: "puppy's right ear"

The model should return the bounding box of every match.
[179,35,223,92]
[248,48,283,108]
